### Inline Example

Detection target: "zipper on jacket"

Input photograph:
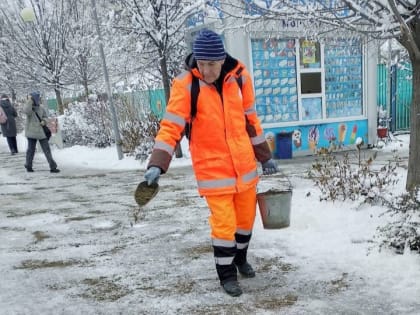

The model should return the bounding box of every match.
[212,77,227,141]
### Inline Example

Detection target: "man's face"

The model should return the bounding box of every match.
[196,59,224,84]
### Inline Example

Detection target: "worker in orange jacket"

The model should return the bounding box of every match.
[145,29,277,297]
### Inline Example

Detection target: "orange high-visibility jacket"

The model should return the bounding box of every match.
[148,54,272,196]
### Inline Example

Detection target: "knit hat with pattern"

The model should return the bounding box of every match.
[193,29,226,61]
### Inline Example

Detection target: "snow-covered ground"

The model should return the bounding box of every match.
[0,133,419,314]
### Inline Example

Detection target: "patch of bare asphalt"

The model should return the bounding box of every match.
[187,303,252,315]
[326,272,350,294]
[62,174,107,180]
[2,192,33,201]
[254,256,298,273]
[95,245,127,257]
[255,294,299,310]
[183,243,213,259]
[0,182,32,187]
[7,208,49,218]
[0,226,26,232]
[32,230,50,242]
[79,276,131,301]
[64,216,95,222]
[14,259,86,270]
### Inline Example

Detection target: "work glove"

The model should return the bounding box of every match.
[144,166,161,185]
[262,159,278,175]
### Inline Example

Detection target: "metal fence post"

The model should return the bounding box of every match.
[91,0,123,160]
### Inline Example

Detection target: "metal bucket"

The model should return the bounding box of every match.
[257,188,292,229]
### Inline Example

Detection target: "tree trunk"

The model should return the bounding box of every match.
[160,55,183,158]
[10,88,16,103]
[406,59,420,191]
[54,88,64,115]
[83,78,89,101]
[160,57,171,103]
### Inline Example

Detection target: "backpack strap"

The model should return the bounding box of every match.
[235,66,244,90]
[190,74,200,119]
[184,73,200,140]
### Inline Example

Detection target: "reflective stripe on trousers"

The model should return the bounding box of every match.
[205,186,257,283]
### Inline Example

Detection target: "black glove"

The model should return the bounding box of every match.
[262,159,278,175]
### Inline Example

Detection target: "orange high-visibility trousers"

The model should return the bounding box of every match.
[205,186,257,241]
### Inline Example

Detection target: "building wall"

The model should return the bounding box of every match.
[224,29,377,158]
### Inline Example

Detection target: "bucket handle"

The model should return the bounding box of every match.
[259,168,293,190]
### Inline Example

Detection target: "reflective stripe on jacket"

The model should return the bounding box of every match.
[148,54,271,196]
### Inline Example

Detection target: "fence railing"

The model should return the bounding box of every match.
[377,63,412,132]
[46,89,167,119]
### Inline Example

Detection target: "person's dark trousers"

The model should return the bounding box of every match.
[25,138,57,170]
[6,137,18,154]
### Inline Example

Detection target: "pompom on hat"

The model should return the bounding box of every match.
[193,29,226,61]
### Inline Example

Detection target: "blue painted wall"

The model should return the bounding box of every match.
[264,119,368,158]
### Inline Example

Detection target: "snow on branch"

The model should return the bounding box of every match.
[218,0,418,42]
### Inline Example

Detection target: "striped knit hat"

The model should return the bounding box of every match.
[193,29,226,61]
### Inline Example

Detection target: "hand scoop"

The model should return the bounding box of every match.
[134,181,159,206]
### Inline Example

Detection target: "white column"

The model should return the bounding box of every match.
[365,40,378,146]
[224,30,251,71]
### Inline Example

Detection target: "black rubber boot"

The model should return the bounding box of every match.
[24,165,34,172]
[222,280,243,297]
[236,262,256,278]
[213,239,241,296]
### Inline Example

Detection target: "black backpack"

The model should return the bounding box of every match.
[184,67,243,140]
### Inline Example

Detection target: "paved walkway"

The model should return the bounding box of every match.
[0,141,413,314]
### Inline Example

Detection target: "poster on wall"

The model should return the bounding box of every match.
[301,40,316,64]
[251,38,298,123]
[299,39,321,68]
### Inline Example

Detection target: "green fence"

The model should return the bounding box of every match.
[377,64,388,109]
[148,89,166,118]
[377,63,412,132]
[392,64,412,132]
[46,98,58,111]
[46,97,78,112]
[46,89,167,118]
[123,89,166,118]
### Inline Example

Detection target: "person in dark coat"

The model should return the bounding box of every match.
[23,91,60,173]
[0,94,18,155]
